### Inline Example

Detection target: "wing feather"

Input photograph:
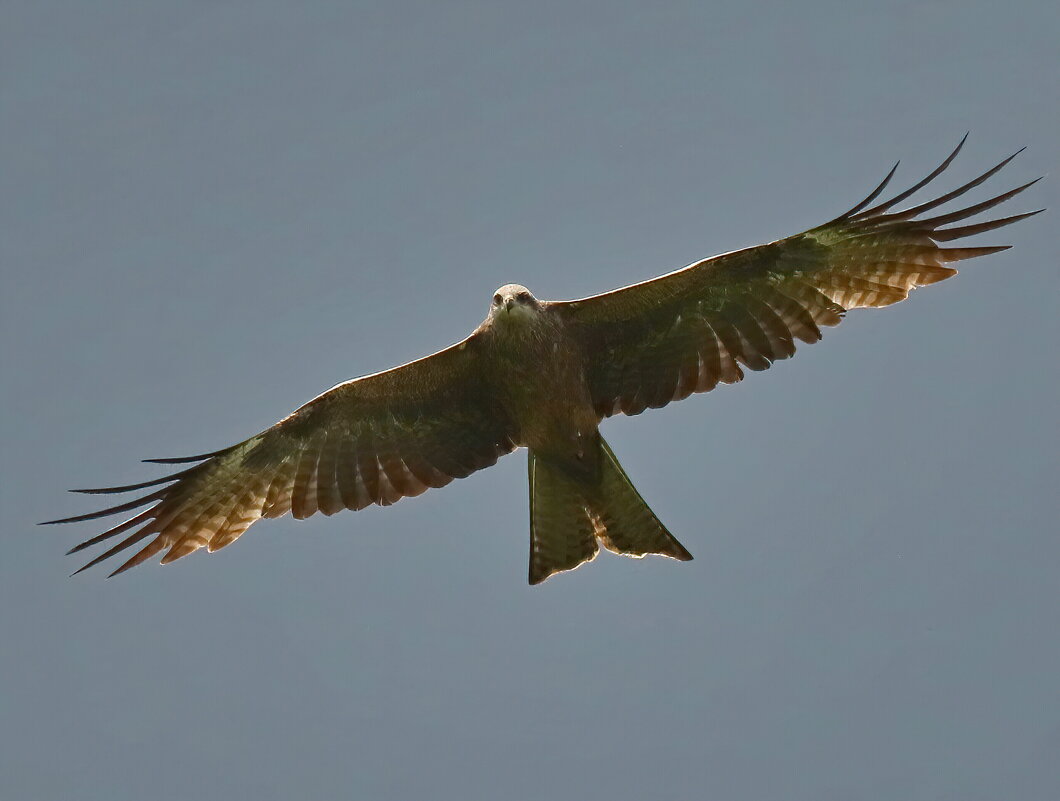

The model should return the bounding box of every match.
[314,431,346,516]
[335,435,370,511]
[756,285,822,344]
[291,435,323,519]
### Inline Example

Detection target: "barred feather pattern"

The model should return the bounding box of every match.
[558,137,1041,418]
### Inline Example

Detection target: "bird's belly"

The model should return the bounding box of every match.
[496,349,598,458]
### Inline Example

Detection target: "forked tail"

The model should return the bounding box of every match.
[527,436,692,584]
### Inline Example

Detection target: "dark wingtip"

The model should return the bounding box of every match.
[67,525,157,576]
[930,208,1044,242]
[839,160,901,220]
[142,445,236,464]
[852,135,971,220]
[41,515,75,526]
[38,492,163,525]
[69,465,197,495]
[915,177,1042,229]
[880,160,1038,228]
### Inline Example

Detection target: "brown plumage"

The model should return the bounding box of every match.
[44,137,1042,584]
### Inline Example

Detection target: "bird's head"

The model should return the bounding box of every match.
[489,284,540,321]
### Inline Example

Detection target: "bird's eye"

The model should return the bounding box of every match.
[493,293,502,305]
[516,291,531,302]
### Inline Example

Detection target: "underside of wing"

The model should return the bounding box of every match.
[555,137,1041,418]
[44,336,516,576]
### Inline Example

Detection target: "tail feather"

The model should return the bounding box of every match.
[527,450,599,585]
[592,438,693,563]
[526,436,692,585]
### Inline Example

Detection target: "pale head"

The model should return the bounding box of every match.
[489,284,540,317]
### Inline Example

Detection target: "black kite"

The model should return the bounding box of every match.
[45,139,1041,584]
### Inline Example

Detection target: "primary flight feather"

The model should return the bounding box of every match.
[45,138,1042,584]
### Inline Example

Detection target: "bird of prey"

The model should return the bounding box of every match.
[45,138,1040,585]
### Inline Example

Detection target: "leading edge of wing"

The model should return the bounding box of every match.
[281,330,486,415]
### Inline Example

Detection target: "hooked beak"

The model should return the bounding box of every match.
[504,298,514,311]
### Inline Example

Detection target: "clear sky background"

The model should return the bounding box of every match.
[2,2,1058,799]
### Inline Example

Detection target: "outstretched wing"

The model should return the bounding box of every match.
[45,335,515,576]
[553,138,1042,419]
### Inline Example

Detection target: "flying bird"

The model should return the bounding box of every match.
[45,138,1041,584]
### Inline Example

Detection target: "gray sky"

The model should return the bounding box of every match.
[2,2,1058,799]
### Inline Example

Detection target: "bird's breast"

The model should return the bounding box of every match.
[487,322,598,456]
